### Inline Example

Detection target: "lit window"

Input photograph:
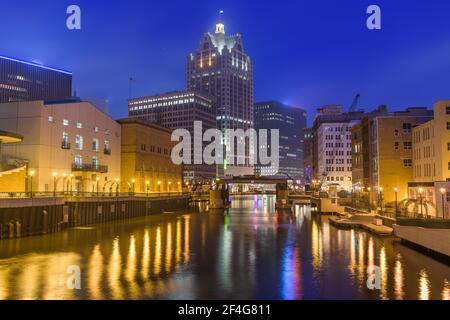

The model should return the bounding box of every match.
[48,116,54,123]
[63,119,69,126]
[76,122,82,129]
[75,135,83,150]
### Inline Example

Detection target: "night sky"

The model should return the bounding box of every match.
[1,0,450,125]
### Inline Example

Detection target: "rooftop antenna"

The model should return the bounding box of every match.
[216,10,225,34]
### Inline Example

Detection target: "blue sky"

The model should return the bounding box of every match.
[1,0,450,125]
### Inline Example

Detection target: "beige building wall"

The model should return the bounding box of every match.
[0,100,121,193]
[119,118,182,193]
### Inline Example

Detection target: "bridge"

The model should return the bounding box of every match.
[210,176,290,210]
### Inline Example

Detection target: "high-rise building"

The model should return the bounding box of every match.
[254,101,306,180]
[128,90,216,182]
[407,100,450,218]
[351,106,433,207]
[0,55,72,103]
[303,128,314,184]
[187,19,254,176]
[312,105,365,191]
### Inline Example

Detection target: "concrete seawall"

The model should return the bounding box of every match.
[0,195,189,239]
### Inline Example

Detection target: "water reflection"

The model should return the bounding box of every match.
[0,195,449,300]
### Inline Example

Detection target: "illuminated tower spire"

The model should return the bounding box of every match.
[215,10,225,34]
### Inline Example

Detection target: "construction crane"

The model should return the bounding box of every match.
[348,94,361,113]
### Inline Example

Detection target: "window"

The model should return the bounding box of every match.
[394,142,399,150]
[447,122,450,130]
[63,119,69,126]
[448,162,450,170]
[48,116,54,123]
[403,142,412,150]
[403,159,412,167]
[92,156,99,169]
[448,142,450,151]
[92,139,99,152]
[394,129,399,137]
[75,134,83,150]
[74,155,83,167]
[62,132,70,149]
[446,106,450,115]
[94,126,99,132]
[104,140,111,155]
[403,123,412,133]
[76,122,82,129]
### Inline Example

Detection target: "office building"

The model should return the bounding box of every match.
[351,106,433,206]
[408,100,450,218]
[303,128,314,184]
[118,118,182,193]
[0,100,121,193]
[312,105,365,191]
[128,90,216,182]
[0,55,72,103]
[187,19,254,176]
[254,101,306,180]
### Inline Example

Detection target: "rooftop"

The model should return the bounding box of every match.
[0,54,72,75]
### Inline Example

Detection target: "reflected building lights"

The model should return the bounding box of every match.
[88,245,104,300]
[419,269,430,300]
[126,235,137,298]
[394,255,404,300]
[141,230,150,280]
[154,227,162,275]
[379,246,388,300]
[442,279,450,300]
[166,223,173,272]
[108,237,123,299]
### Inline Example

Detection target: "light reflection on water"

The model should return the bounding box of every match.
[0,195,449,300]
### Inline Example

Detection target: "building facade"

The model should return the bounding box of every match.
[118,118,182,193]
[303,128,314,184]
[312,105,365,191]
[254,101,306,181]
[408,100,450,218]
[0,55,72,103]
[187,20,254,176]
[351,107,433,207]
[0,100,121,193]
[128,90,216,182]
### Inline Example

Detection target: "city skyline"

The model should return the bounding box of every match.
[1,0,450,125]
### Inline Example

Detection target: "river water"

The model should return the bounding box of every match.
[0,195,449,300]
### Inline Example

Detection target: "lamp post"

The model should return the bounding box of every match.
[418,187,424,217]
[440,188,446,219]
[28,170,35,198]
[96,177,100,196]
[379,187,384,216]
[157,180,161,194]
[115,178,120,196]
[178,181,181,193]
[168,181,172,193]
[60,173,67,194]
[52,172,58,197]
[367,187,371,212]
[394,187,398,218]
[146,180,150,198]
[69,174,74,195]
[131,179,136,195]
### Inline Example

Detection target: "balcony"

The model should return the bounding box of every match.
[72,163,108,173]
[104,148,111,155]
[61,141,71,149]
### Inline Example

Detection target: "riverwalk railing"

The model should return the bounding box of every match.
[0,191,189,199]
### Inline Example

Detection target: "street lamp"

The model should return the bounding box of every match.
[131,179,136,194]
[28,170,35,198]
[418,187,424,217]
[394,187,399,218]
[178,181,181,192]
[69,174,74,195]
[440,188,446,219]
[379,187,384,216]
[96,177,100,196]
[168,181,172,192]
[157,180,161,193]
[115,178,120,196]
[146,180,150,197]
[52,172,58,197]
[367,186,372,212]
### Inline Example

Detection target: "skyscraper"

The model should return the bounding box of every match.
[0,55,72,103]
[187,19,254,176]
[128,90,216,182]
[254,101,306,181]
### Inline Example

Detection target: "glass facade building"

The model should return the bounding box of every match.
[0,55,72,103]
[254,101,307,181]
